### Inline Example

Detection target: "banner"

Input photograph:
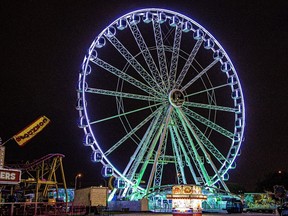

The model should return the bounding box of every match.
[13,116,50,146]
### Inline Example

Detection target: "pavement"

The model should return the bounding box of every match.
[97,213,279,216]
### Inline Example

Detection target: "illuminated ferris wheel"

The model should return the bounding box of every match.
[76,8,245,200]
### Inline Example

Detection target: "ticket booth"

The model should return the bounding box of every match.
[167,185,207,216]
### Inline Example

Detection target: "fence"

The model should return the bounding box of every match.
[0,201,86,216]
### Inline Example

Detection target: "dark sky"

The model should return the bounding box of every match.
[1,0,288,191]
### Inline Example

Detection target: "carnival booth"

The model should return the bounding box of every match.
[167,185,207,216]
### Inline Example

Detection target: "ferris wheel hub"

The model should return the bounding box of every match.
[169,89,185,108]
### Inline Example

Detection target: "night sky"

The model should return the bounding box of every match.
[1,1,288,191]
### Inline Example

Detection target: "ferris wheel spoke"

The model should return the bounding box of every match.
[104,106,164,156]
[172,113,205,184]
[90,102,162,125]
[171,150,185,185]
[153,131,168,188]
[170,124,199,184]
[186,83,230,97]
[173,115,206,184]
[174,39,203,89]
[183,117,227,164]
[104,34,164,92]
[181,59,219,92]
[91,58,164,98]
[123,108,164,177]
[127,106,168,190]
[174,110,212,185]
[169,126,187,184]
[152,18,169,91]
[182,106,234,139]
[177,108,230,191]
[184,101,236,113]
[135,117,166,188]
[169,21,183,91]
[162,21,176,43]
[146,106,173,192]
[128,22,166,91]
[86,87,164,102]
[122,108,166,191]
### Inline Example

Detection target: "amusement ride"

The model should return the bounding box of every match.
[76,8,245,202]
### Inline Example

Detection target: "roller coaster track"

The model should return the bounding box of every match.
[6,153,65,171]
[4,153,68,202]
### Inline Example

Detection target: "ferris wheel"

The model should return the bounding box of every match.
[76,8,245,200]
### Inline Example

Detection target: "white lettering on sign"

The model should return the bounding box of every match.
[0,171,16,180]
[0,169,21,184]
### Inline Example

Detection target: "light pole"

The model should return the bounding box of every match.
[175,172,180,184]
[74,173,82,190]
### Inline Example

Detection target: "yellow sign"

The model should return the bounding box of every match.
[13,116,50,146]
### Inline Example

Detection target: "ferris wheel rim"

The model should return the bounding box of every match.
[77,8,245,196]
